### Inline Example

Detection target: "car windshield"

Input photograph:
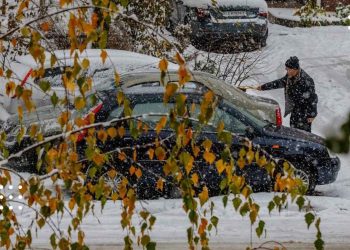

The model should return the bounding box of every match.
[222,99,269,128]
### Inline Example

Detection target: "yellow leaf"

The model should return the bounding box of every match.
[129,165,136,175]
[184,155,194,175]
[82,58,90,69]
[246,150,254,164]
[156,178,164,191]
[133,149,137,161]
[135,168,142,179]
[203,151,215,164]
[49,199,57,212]
[164,82,178,103]
[204,91,214,102]
[58,111,70,127]
[155,147,166,161]
[69,152,78,162]
[40,22,51,32]
[111,192,119,201]
[117,91,124,105]
[4,170,11,184]
[50,54,57,67]
[29,124,38,138]
[8,227,14,236]
[117,126,125,138]
[100,50,107,64]
[178,65,191,86]
[198,186,209,206]
[148,148,154,160]
[6,81,16,96]
[74,97,86,110]
[62,75,75,93]
[258,155,267,167]
[217,121,224,133]
[18,106,23,121]
[159,58,168,72]
[233,176,245,189]
[118,151,127,161]
[216,160,226,174]
[68,198,75,210]
[22,89,35,111]
[114,72,120,85]
[11,38,17,47]
[237,158,245,169]
[107,127,117,138]
[91,12,99,28]
[92,153,105,166]
[174,52,185,65]
[191,173,199,186]
[202,139,212,152]
[239,148,246,158]
[107,169,117,179]
[97,129,108,143]
[155,116,167,134]
[241,186,251,199]
[47,149,58,162]
[82,23,94,35]
[193,146,200,158]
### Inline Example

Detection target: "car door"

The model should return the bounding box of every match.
[188,98,272,192]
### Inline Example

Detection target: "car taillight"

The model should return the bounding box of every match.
[258,11,268,18]
[275,107,282,127]
[77,102,103,142]
[196,8,210,21]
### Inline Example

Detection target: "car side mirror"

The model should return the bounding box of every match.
[245,126,255,140]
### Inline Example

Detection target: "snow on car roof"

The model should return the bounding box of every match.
[15,49,178,74]
[182,0,268,11]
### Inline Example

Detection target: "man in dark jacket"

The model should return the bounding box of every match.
[257,56,318,132]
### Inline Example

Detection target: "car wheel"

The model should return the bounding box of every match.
[294,167,316,194]
[102,171,124,196]
[260,30,268,47]
[288,159,317,194]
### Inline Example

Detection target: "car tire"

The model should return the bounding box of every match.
[260,30,268,48]
[290,160,317,194]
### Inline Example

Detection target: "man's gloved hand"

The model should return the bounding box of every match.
[307,117,315,123]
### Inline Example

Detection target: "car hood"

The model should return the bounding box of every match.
[264,125,324,145]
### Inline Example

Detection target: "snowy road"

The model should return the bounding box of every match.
[6,24,350,249]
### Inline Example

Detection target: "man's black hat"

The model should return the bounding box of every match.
[285,56,300,70]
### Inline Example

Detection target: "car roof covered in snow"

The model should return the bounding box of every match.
[182,0,268,11]
[15,49,178,74]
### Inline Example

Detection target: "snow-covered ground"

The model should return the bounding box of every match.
[269,8,342,23]
[3,24,350,248]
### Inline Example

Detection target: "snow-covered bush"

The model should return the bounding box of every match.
[294,0,326,27]
[173,24,191,53]
[336,4,350,26]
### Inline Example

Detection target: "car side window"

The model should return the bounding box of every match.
[211,106,247,134]
[107,107,123,121]
[190,103,247,134]
[107,101,174,125]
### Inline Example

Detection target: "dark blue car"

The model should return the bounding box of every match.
[75,82,339,198]
[2,78,340,199]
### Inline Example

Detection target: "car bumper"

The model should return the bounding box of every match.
[316,156,341,185]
